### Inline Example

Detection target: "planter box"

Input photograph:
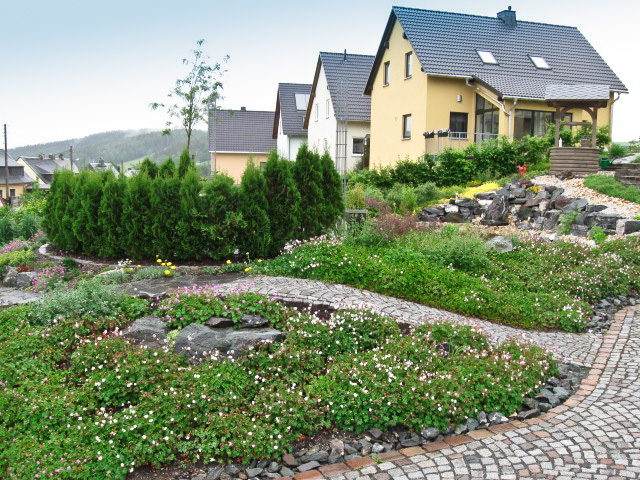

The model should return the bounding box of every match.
[345,209,368,225]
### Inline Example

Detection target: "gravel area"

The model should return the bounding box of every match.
[532,174,640,219]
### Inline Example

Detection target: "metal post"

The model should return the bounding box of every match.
[70,145,74,172]
[4,125,8,203]
[212,97,217,177]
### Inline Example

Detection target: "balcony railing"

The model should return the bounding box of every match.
[424,132,499,155]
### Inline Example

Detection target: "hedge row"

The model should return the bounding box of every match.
[43,145,344,260]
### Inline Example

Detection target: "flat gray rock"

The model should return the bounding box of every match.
[0,287,41,307]
[123,316,168,348]
[484,236,513,253]
[120,274,243,298]
[174,323,284,360]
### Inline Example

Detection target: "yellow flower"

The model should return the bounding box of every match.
[226,260,232,264]
[156,254,160,258]
[257,259,262,263]
[167,262,172,266]
[244,267,252,272]
[171,266,176,270]
[157,259,162,263]
[164,270,170,275]
[161,262,166,266]
[137,265,141,268]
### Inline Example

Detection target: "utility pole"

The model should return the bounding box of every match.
[69,145,74,172]
[4,125,9,204]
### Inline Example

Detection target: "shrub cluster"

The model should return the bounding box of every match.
[348,135,551,189]
[43,146,344,260]
[0,293,554,479]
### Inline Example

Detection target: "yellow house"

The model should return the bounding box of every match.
[0,150,36,199]
[17,153,79,190]
[209,107,276,183]
[364,6,628,167]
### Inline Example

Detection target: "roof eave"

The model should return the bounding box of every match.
[364,9,398,95]
[273,92,281,139]
[303,56,323,129]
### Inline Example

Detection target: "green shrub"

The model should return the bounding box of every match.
[584,175,640,204]
[132,265,165,280]
[149,175,182,258]
[293,144,325,238]
[159,157,176,178]
[346,184,385,209]
[97,174,127,258]
[16,213,40,240]
[264,152,301,256]
[61,257,79,270]
[0,249,35,267]
[202,173,244,260]
[319,151,345,229]
[176,169,205,259]
[139,157,158,179]
[238,159,271,258]
[122,172,153,259]
[97,270,130,284]
[589,226,607,245]
[608,143,626,159]
[28,280,125,325]
[436,148,475,186]
[558,211,580,235]
[386,183,418,212]
[42,169,74,249]
[72,171,105,254]
[0,216,13,244]
[177,148,195,179]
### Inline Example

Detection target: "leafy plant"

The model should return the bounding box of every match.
[589,226,607,245]
[0,249,34,267]
[558,211,580,236]
[608,143,626,159]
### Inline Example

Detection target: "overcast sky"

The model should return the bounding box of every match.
[2,0,637,148]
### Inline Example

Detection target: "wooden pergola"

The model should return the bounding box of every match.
[544,84,610,147]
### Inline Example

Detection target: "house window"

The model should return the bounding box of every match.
[260,162,266,171]
[383,61,390,86]
[9,189,15,197]
[405,52,412,78]
[353,138,365,155]
[475,95,499,141]
[477,50,497,64]
[402,114,412,139]
[529,56,550,69]
[326,99,330,119]
[315,103,318,122]
[449,112,468,138]
[514,109,573,140]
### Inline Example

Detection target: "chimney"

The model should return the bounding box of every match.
[49,154,54,160]
[497,6,516,28]
[240,106,246,111]
[38,154,44,160]
[343,49,347,61]
[59,153,64,160]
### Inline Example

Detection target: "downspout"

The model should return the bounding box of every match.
[465,78,519,140]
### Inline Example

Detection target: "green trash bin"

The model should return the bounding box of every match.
[600,159,611,169]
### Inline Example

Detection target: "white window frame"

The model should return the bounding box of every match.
[315,103,318,122]
[352,138,365,155]
[326,99,330,119]
[383,61,390,86]
[405,52,412,78]
[477,50,497,64]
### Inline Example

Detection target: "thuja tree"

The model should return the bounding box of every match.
[72,171,106,254]
[159,157,176,178]
[201,173,244,260]
[97,174,127,258]
[319,151,344,228]
[60,171,85,252]
[177,149,194,179]
[238,159,271,258]
[293,144,324,238]
[264,152,300,256]
[122,173,154,259]
[139,158,159,179]
[43,169,74,249]
[149,175,182,258]
[176,169,204,259]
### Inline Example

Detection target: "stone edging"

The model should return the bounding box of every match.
[273,306,634,480]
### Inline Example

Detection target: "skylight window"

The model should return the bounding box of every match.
[295,93,310,110]
[530,56,550,69]
[477,50,497,64]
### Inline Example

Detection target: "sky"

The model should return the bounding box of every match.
[1,0,637,149]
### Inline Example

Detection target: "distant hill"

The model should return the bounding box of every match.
[10,129,209,169]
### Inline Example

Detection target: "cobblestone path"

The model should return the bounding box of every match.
[289,307,639,480]
[215,276,602,367]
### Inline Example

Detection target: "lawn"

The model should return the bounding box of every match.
[584,174,640,204]
[0,283,555,479]
[253,225,640,332]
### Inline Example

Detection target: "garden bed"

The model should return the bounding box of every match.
[1,286,557,480]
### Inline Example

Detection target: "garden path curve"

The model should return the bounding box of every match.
[212,275,601,367]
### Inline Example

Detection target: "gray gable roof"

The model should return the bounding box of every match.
[305,52,375,126]
[18,156,79,185]
[365,6,627,99]
[545,84,610,101]
[274,83,312,138]
[209,109,276,153]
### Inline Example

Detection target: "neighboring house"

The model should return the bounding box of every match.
[0,150,36,198]
[304,51,375,172]
[209,107,276,182]
[364,6,627,166]
[88,158,120,176]
[273,83,312,160]
[17,153,79,190]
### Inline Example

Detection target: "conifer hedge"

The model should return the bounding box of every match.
[43,146,343,260]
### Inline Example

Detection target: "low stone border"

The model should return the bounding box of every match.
[271,306,633,480]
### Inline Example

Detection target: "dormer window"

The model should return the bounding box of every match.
[295,93,310,110]
[477,50,497,64]
[530,56,550,69]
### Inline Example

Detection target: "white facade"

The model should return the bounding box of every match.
[276,115,306,161]
[307,65,370,171]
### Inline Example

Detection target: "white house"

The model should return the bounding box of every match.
[273,83,311,160]
[304,51,374,172]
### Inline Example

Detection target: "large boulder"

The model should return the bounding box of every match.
[124,316,168,349]
[2,266,18,287]
[444,212,464,223]
[481,196,509,226]
[16,271,37,289]
[543,210,561,230]
[174,323,284,361]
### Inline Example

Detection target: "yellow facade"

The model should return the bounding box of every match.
[369,18,614,168]
[0,184,27,198]
[210,152,269,183]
